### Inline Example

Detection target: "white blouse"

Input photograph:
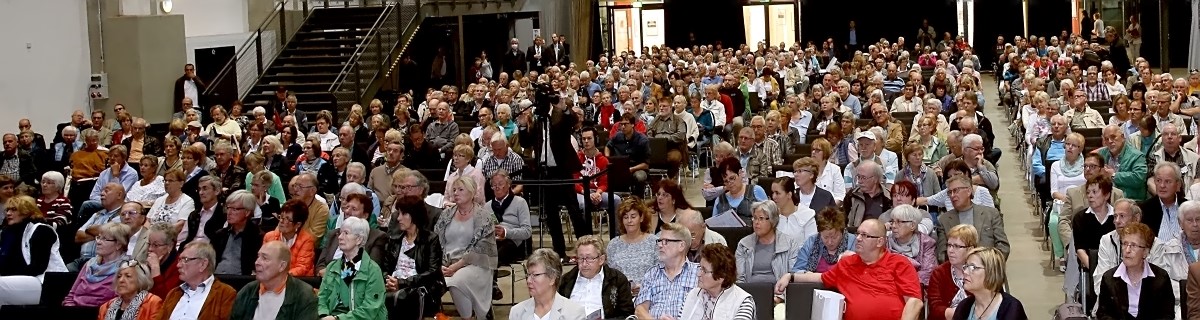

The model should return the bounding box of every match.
[127,176,166,204]
[816,163,847,202]
[1050,159,1087,196]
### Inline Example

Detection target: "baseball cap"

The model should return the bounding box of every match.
[187,121,202,128]
[856,131,877,141]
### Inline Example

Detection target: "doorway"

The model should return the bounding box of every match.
[194,46,236,109]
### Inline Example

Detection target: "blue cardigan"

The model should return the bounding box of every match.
[790,232,856,272]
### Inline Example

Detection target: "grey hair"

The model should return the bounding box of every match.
[1180,200,1200,223]
[962,133,983,147]
[526,248,564,287]
[261,136,284,156]
[347,162,367,180]
[341,216,371,247]
[857,160,885,180]
[41,171,65,193]
[659,222,693,250]
[100,222,133,252]
[341,182,368,197]
[198,175,223,194]
[184,241,217,274]
[114,259,155,292]
[1154,161,1183,185]
[213,141,237,154]
[752,201,781,229]
[81,128,99,140]
[252,106,266,116]
[890,204,924,225]
[869,126,887,144]
[393,169,430,195]
[226,190,257,213]
[61,125,77,136]
[1114,199,1143,220]
[147,222,179,246]
[677,208,705,226]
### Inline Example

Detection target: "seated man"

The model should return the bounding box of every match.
[936,175,1011,258]
[843,161,892,229]
[70,183,126,271]
[229,241,319,319]
[1062,89,1105,129]
[160,241,237,320]
[634,223,699,320]
[1148,123,1198,195]
[489,171,532,265]
[211,190,264,276]
[1099,124,1149,201]
[558,235,636,320]
[607,113,651,189]
[576,126,621,215]
[678,209,727,263]
[647,100,689,178]
[734,127,772,184]
[777,219,924,320]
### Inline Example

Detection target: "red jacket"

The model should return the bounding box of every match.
[719,94,735,124]
[150,260,182,299]
[575,151,609,194]
[926,262,960,320]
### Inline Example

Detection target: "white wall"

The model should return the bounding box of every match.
[173,0,249,37]
[0,0,92,136]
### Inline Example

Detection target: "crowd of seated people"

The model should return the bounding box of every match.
[12,26,1167,320]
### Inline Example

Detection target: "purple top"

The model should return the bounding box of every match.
[61,265,117,307]
[816,256,835,273]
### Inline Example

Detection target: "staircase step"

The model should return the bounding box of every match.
[294,29,370,40]
[279,46,358,56]
[260,73,342,83]
[244,91,333,102]
[253,82,336,92]
[289,38,362,47]
[310,7,386,16]
[273,55,351,64]
[304,19,381,29]
[268,63,346,73]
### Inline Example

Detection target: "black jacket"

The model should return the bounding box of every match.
[519,107,582,175]
[121,135,163,159]
[208,164,247,198]
[806,187,838,214]
[503,48,527,75]
[951,292,1027,320]
[252,197,281,236]
[527,45,546,73]
[1138,196,1186,237]
[0,150,37,186]
[1096,263,1176,320]
[182,201,226,246]
[382,229,446,318]
[558,266,635,320]
[209,221,263,276]
[181,169,211,201]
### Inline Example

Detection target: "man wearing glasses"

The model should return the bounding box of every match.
[211,191,263,276]
[936,175,1010,258]
[843,160,890,229]
[1063,89,1105,129]
[776,219,924,320]
[1098,124,1149,201]
[122,117,162,170]
[1150,90,1187,136]
[634,223,699,320]
[288,173,330,240]
[607,113,651,193]
[161,241,237,320]
[121,202,150,261]
[557,235,636,319]
[70,183,126,271]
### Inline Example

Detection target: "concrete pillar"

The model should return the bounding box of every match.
[102,15,187,123]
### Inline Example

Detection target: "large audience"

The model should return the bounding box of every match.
[2,17,1200,319]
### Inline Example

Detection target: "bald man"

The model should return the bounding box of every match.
[229,241,318,320]
[779,218,924,319]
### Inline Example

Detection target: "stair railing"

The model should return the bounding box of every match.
[328,0,424,113]
[203,0,314,102]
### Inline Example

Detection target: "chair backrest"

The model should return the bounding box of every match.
[607,156,633,193]
[1074,128,1103,138]
[785,282,833,319]
[757,176,775,193]
[738,282,779,320]
[647,137,672,167]
[698,206,714,220]
[711,226,754,244]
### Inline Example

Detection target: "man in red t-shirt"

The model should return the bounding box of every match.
[575,127,621,215]
[776,219,924,320]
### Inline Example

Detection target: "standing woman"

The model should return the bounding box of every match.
[928,224,979,320]
[1125,15,1142,64]
[96,260,163,320]
[951,247,1028,320]
[435,176,498,320]
[771,177,818,242]
[681,244,756,320]
[37,171,73,228]
[0,195,68,305]
[157,136,183,176]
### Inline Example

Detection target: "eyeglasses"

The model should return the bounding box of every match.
[1121,242,1149,249]
[698,268,714,276]
[149,241,171,248]
[95,236,115,243]
[227,206,248,211]
[179,256,203,264]
[855,232,882,239]
[577,255,602,264]
[121,210,142,216]
[961,264,986,273]
[889,220,914,225]
[656,238,684,245]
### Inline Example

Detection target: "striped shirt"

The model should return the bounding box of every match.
[636,261,700,319]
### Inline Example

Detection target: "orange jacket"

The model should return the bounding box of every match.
[157,279,235,320]
[263,230,317,277]
[97,293,163,320]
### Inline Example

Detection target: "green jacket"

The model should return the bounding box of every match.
[317,252,388,320]
[1098,145,1148,201]
[230,276,319,320]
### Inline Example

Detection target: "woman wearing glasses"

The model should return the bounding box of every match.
[145,222,182,298]
[64,221,132,307]
[775,207,855,295]
[950,247,1027,320]
[509,248,587,320]
[928,224,979,320]
[263,199,316,277]
[435,176,498,320]
[791,157,839,213]
[1096,222,1176,319]
[886,204,937,285]
[147,169,195,237]
[735,201,801,287]
[682,244,756,320]
[36,171,73,228]
[607,198,659,295]
[0,195,68,306]
[97,260,163,320]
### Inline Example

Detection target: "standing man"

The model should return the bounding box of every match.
[519,88,590,259]
[174,63,207,114]
[527,36,547,74]
[229,241,319,320]
[502,38,527,76]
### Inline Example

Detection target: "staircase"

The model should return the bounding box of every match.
[240,6,391,118]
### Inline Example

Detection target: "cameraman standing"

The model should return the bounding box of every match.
[520,83,593,260]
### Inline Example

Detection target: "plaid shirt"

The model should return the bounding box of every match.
[480,151,525,180]
[748,139,782,182]
[1078,81,1111,101]
[635,261,700,319]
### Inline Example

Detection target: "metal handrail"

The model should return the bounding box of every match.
[328,4,396,92]
[203,0,305,97]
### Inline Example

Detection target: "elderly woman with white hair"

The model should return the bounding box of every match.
[37,171,73,227]
[735,201,802,287]
[887,204,938,285]
[64,222,132,307]
[435,176,499,320]
[317,216,388,320]
[97,260,163,320]
[317,192,387,275]
[509,248,587,319]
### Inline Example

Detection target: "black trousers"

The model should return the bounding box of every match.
[68,179,97,221]
[540,167,592,258]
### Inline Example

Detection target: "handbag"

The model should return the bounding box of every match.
[811,289,845,320]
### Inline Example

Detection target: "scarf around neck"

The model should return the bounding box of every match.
[808,233,849,271]
[103,290,148,320]
[84,255,125,283]
[1059,155,1084,178]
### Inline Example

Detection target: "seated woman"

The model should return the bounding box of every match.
[886,204,937,285]
[248,170,281,233]
[952,247,1028,319]
[701,141,736,201]
[127,156,166,208]
[37,171,73,228]
[383,196,446,320]
[1072,174,1116,271]
[263,199,316,277]
[145,222,181,298]
[682,243,756,320]
[317,217,387,320]
[64,221,132,307]
[509,249,587,319]
[488,171,531,265]
[148,169,195,239]
[435,176,498,320]
[244,151,286,204]
[317,193,387,274]
[1095,222,1176,320]
[0,195,68,306]
[294,139,337,195]
[772,177,818,242]
[791,157,838,213]
[735,201,801,287]
[97,260,163,320]
[712,157,769,224]
[654,180,697,233]
[880,181,935,235]
[928,224,979,320]
[179,144,210,199]
[777,207,855,289]
[607,197,659,293]
[896,143,940,198]
[443,144,486,206]
[809,138,847,204]
[558,235,636,319]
